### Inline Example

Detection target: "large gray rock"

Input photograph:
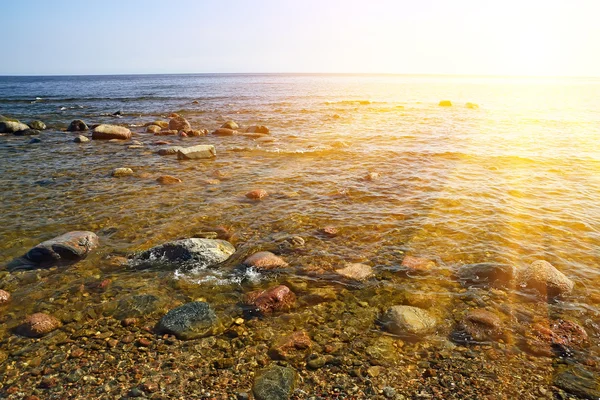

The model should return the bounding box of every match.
[381,305,437,336]
[253,365,296,400]
[67,120,88,132]
[133,238,235,269]
[156,301,219,340]
[176,145,216,160]
[92,124,131,140]
[0,121,30,133]
[518,260,574,299]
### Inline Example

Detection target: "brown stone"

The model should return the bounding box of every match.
[156,129,178,136]
[212,128,238,136]
[24,231,99,265]
[525,319,588,356]
[243,251,288,270]
[401,255,435,273]
[364,172,380,181]
[169,116,191,131]
[246,125,270,134]
[178,131,188,137]
[269,331,312,359]
[0,289,10,304]
[243,285,296,314]
[157,175,182,185]
[18,313,62,337]
[70,348,85,358]
[335,263,373,281]
[146,121,169,129]
[246,189,268,200]
[122,318,138,327]
[319,226,338,237]
[92,124,131,140]
[153,140,171,145]
[458,309,504,343]
[146,125,161,134]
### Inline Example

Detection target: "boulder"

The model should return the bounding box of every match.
[212,128,237,136]
[17,313,62,337]
[456,263,515,288]
[243,251,288,270]
[92,124,131,140]
[157,175,182,185]
[381,305,437,336]
[146,125,162,134]
[21,231,99,266]
[14,129,40,136]
[176,145,216,160]
[157,146,183,156]
[67,120,88,132]
[156,301,220,340]
[0,121,30,133]
[439,100,452,107]
[221,120,239,130]
[0,290,10,304]
[335,263,373,281]
[112,167,134,177]
[246,125,269,134]
[169,116,191,131]
[29,120,46,130]
[246,189,268,200]
[74,135,89,143]
[133,238,235,269]
[253,365,296,400]
[517,260,574,299]
[243,285,296,315]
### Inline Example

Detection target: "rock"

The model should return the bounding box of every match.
[157,146,183,156]
[456,263,515,288]
[246,125,270,134]
[245,189,268,200]
[554,365,600,399]
[439,100,452,107]
[92,124,131,140]
[29,120,46,130]
[0,289,10,303]
[133,238,235,270]
[466,102,479,109]
[401,255,435,273]
[212,128,238,136]
[146,120,169,129]
[156,129,178,136]
[156,301,220,340]
[74,135,89,143]
[252,365,296,400]
[243,251,288,270]
[192,100,199,105]
[221,120,239,130]
[28,138,42,144]
[14,129,41,136]
[18,231,99,267]
[268,331,312,360]
[382,305,437,336]
[335,263,373,281]
[452,309,504,344]
[364,172,380,181]
[319,226,338,237]
[146,125,162,134]
[18,313,62,337]
[176,145,216,160]
[524,319,588,356]
[0,121,30,133]
[178,130,188,137]
[517,260,574,299]
[67,120,88,132]
[169,116,191,131]
[114,294,162,319]
[157,175,182,185]
[112,168,134,177]
[187,129,207,137]
[243,285,296,315]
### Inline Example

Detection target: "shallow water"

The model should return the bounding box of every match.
[1,74,600,397]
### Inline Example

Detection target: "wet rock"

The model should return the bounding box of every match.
[319,226,338,237]
[146,125,162,134]
[439,100,452,107]
[28,138,42,144]
[157,146,183,156]
[252,365,296,400]
[401,255,435,273]
[17,313,62,337]
[246,189,268,200]
[456,263,516,288]
[221,120,240,130]
[133,238,235,269]
[67,120,88,132]
[517,260,574,299]
[0,120,30,133]
[187,129,208,137]
[452,309,504,344]
[192,100,199,105]
[156,301,220,340]
[146,120,169,129]
[364,171,380,181]
[111,167,134,177]
[212,127,238,136]
[15,129,40,136]
[335,263,373,281]
[0,289,10,303]
[29,120,46,130]
[114,294,161,319]
[92,124,132,140]
[178,130,188,138]
[269,331,312,360]
[156,129,178,136]
[246,125,270,134]
[554,365,600,399]
[524,319,588,356]
[466,102,479,109]
[244,285,296,315]
[382,305,437,336]
[156,175,182,185]
[74,135,89,143]
[243,251,288,270]
[169,116,191,131]
[176,144,216,160]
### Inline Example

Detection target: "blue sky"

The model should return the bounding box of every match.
[1,0,599,76]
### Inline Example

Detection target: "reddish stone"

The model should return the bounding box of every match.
[244,285,296,314]
[70,348,85,358]
[0,289,11,304]
[269,331,312,359]
[212,128,238,136]
[525,319,588,356]
[157,175,182,185]
[137,338,152,347]
[178,131,188,137]
[18,313,62,337]
[243,251,288,270]
[320,226,338,237]
[459,309,504,342]
[141,382,159,393]
[246,189,268,200]
[122,318,138,327]
[401,256,435,273]
[153,141,171,145]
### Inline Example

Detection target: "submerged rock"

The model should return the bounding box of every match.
[243,285,296,315]
[29,120,46,130]
[18,313,62,337]
[456,263,515,288]
[156,301,220,340]
[111,167,134,177]
[146,125,162,134]
[0,289,10,304]
[246,125,269,134]
[253,365,296,400]
[243,251,288,270]
[133,238,235,269]
[176,145,216,160]
[439,100,452,107]
[212,128,238,136]
[452,309,504,344]
[67,120,88,132]
[269,331,312,360]
[156,175,182,184]
[401,255,435,273]
[169,116,191,131]
[92,124,131,140]
[335,263,373,281]
[0,121,30,133]
[517,260,574,299]
[382,305,437,336]
[15,128,40,136]
[221,120,239,130]
[28,138,42,144]
[524,319,588,356]
[554,365,600,399]
[74,135,89,143]
[114,294,162,320]
[246,189,268,200]
[157,146,183,156]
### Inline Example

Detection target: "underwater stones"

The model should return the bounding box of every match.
[157,146,183,156]
[246,125,270,134]
[456,262,516,288]
[554,365,600,400]
[382,305,437,337]
[0,289,10,303]
[244,285,296,315]
[439,100,452,107]
[156,175,182,184]
[524,319,588,356]
[21,231,99,266]
[243,251,288,270]
[111,167,134,177]
[212,127,238,136]
[73,135,89,143]
[133,238,235,269]
[221,120,239,130]
[465,102,479,109]
[245,189,268,200]
[156,301,219,340]
[517,260,574,299]
[452,309,504,344]
[176,144,216,160]
[0,121,30,133]
[335,263,373,281]
[114,294,161,320]
[268,331,312,360]
[401,255,435,273]
[168,115,191,131]
[92,124,132,140]
[18,313,62,337]
[146,124,162,134]
[14,129,40,136]
[67,119,88,132]
[29,120,46,130]
[252,365,296,400]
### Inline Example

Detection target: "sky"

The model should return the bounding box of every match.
[1,0,599,76]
